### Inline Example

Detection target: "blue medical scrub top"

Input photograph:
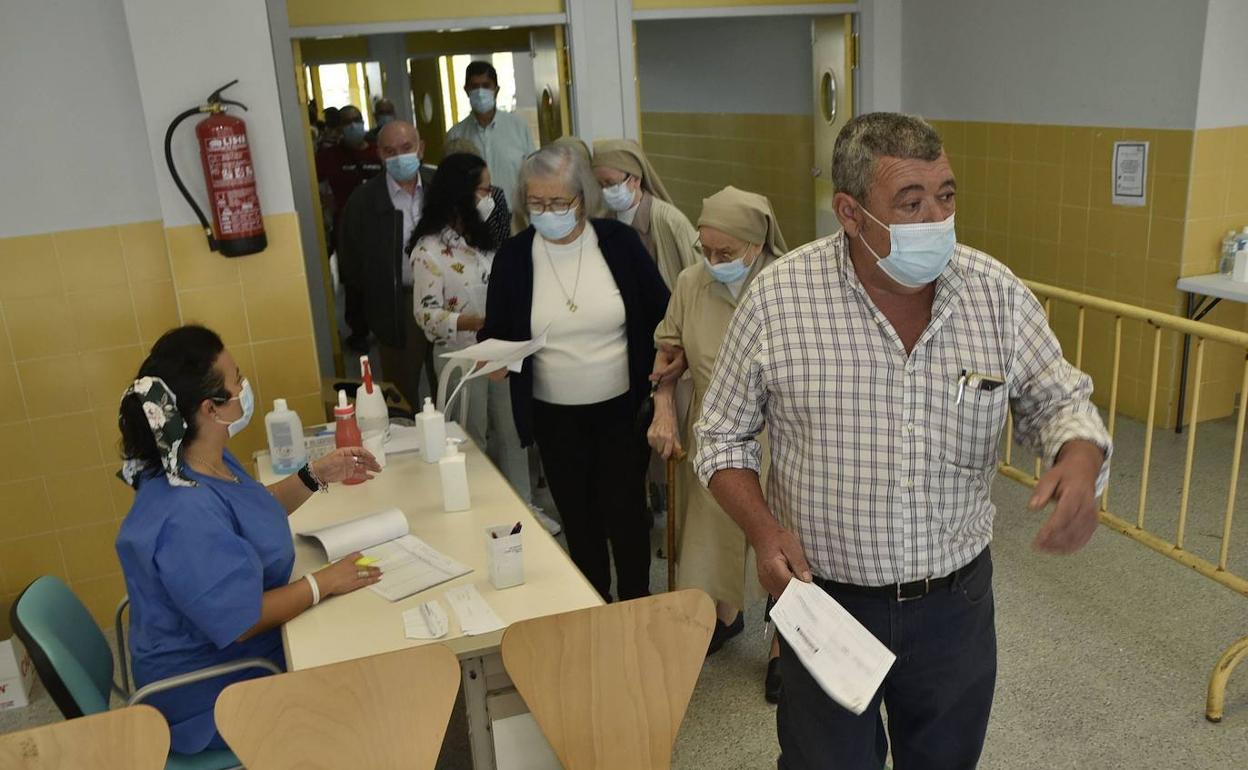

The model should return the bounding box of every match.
[115,450,294,754]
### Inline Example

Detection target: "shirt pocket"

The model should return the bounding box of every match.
[939,374,1010,470]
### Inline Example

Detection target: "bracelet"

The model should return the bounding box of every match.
[305,573,321,606]
[298,463,328,494]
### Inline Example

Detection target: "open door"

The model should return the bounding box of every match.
[812,16,855,238]
[531,27,571,146]
[409,57,447,162]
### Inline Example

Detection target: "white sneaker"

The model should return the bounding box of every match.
[529,504,562,536]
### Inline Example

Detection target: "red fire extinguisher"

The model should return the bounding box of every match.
[164,80,267,257]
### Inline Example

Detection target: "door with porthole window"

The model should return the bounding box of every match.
[813,15,855,238]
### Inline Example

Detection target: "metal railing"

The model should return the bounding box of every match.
[1000,280,1248,722]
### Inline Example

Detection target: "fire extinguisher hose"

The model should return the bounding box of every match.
[164,106,218,252]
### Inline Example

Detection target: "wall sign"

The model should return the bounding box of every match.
[1112,140,1149,207]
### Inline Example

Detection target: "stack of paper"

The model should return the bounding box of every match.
[444,584,506,635]
[769,578,896,715]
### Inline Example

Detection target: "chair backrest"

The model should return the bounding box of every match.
[436,357,473,426]
[9,576,115,718]
[214,644,460,770]
[500,589,716,770]
[0,705,169,770]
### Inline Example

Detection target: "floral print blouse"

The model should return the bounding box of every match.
[411,227,494,350]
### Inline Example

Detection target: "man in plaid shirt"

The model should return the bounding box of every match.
[695,113,1111,769]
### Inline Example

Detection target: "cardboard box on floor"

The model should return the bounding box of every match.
[0,638,35,711]
[320,376,413,422]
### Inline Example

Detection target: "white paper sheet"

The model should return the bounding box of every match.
[769,578,896,715]
[403,600,449,639]
[438,328,549,412]
[298,507,409,562]
[444,584,506,635]
[366,535,473,602]
[1112,140,1149,207]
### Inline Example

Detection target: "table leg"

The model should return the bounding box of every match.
[1177,292,1195,434]
[462,656,496,770]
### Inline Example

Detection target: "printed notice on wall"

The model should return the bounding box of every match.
[1112,141,1149,207]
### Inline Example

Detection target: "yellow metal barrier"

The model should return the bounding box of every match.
[1001,280,1248,722]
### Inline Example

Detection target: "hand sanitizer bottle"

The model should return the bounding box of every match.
[265,398,307,475]
[439,439,470,511]
[417,397,445,463]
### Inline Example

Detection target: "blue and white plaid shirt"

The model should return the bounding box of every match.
[695,232,1112,586]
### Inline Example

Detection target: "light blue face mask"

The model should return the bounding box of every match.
[343,121,366,144]
[376,114,395,127]
[858,207,956,288]
[602,180,636,212]
[468,88,496,115]
[213,378,254,438]
[385,152,422,182]
[705,256,750,284]
[531,207,580,241]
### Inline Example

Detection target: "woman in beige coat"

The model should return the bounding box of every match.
[591,139,699,289]
[647,186,788,700]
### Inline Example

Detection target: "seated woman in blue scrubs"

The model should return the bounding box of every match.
[115,325,384,755]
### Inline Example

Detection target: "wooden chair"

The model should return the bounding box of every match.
[0,705,170,769]
[501,589,716,770]
[213,644,460,770]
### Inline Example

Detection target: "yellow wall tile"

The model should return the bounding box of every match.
[19,354,88,420]
[178,284,249,347]
[30,413,102,473]
[74,572,127,627]
[985,159,1011,198]
[108,470,134,516]
[131,281,180,344]
[0,479,53,539]
[0,420,39,482]
[1153,130,1193,176]
[94,407,122,467]
[0,234,63,301]
[70,286,141,352]
[1151,174,1190,220]
[237,213,306,284]
[0,363,26,423]
[53,227,127,294]
[1061,165,1091,207]
[1090,127,1123,169]
[986,123,1012,160]
[1113,211,1150,258]
[1147,217,1185,263]
[1010,124,1038,162]
[252,336,320,399]
[1035,164,1062,202]
[1193,127,1232,177]
[0,533,67,594]
[1187,174,1230,220]
[166,224,242,289]
[1226,166,1248,217]
[985,196,1010,233]
[0,307,12,363]
[59,519,122,582]
[1062,127,1093,167]
[80,346,144,411]
[1035,125,1064,162]
[964,122,988,157]
[4,295,77,360]
[118,221,172,284]
[45,467,116,530]
[286,392,328,428]
[244,280,315,342]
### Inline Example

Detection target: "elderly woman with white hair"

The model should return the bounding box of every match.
[478,143,670,602]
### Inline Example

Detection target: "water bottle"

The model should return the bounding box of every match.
[265,398,307,475]
[1221,230,1239,275]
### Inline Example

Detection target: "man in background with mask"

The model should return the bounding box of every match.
[446,60,534,213]
[337,120,436,408]
[695,112,1112,770]
[365,98,397,143]
[316,104,383,352]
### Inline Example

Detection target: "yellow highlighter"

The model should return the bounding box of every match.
[354,557,379,567]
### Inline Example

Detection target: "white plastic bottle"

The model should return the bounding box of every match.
[355,356,389,438]
[1237,226,1248,254]
[438,438,470,511]
[417,397,446,463]
[265,399,307,475]
[1221,230,1239,275]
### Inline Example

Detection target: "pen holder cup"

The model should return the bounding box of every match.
[486,526,524,590]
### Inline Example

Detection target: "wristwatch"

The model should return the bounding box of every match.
[297,463,327,494]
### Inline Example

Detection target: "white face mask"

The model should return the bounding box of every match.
[476,193,496,221]
[602,180,636,212]
[212,378,254,438]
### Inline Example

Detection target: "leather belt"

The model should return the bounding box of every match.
[812,549,987,602]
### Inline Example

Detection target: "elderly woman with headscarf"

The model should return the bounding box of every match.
[591,139,698,289]
[647,186,788,697]
[479,143,670,603]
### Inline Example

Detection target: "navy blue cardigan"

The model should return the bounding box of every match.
[479,219,671,446]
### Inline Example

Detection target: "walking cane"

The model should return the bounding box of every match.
[666,447,687,592]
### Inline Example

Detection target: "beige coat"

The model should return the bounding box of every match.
[654,251,776,607]
[621,193,699,290]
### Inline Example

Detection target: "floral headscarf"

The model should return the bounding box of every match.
[118,376,197,488]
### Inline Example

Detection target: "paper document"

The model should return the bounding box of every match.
[439,328,549,412]
[769,579,896,715]
[298,507,409,562]
[403,600,449,639]
[444,584,506,635]
[366,535,473,602]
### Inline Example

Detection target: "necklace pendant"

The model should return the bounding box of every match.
[567,300,578,312]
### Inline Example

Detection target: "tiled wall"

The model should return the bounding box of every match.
[0,211,322,635]
[641,111,816,249]
[928,119,1197,424]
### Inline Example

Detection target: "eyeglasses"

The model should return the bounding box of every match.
[598,174,633,189]
[695,239,749,263]
[527,196,580,216]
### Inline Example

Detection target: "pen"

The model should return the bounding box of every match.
[955,369,967,405]
[510,521,523,535]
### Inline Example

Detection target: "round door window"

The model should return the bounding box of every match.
[820,70,838,125]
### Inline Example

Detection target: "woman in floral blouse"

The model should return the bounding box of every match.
[408,153,538,518]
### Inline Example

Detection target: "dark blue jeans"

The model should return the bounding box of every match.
[777,549,996,770]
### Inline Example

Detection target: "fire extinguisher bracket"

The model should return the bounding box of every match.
[164,79,267,258]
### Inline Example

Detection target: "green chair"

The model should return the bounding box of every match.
[10,575,281,770]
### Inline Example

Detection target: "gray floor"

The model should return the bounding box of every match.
[5,411,1248,768]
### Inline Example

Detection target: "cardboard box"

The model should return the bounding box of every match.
[0,637,36,711]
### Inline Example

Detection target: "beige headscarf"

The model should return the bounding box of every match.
[591,139,673,204]
[551,135,593,166]
[697,186,788,257]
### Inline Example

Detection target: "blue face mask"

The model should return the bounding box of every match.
[213,378,254,438]
[705,256,750,284]
[858,207,957,288]
[602,180,636,212]
[376,114,395,127]
[343,121,366,144]
[468,88,496,115]
[385,152,422,182]
[531,207,580,241]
